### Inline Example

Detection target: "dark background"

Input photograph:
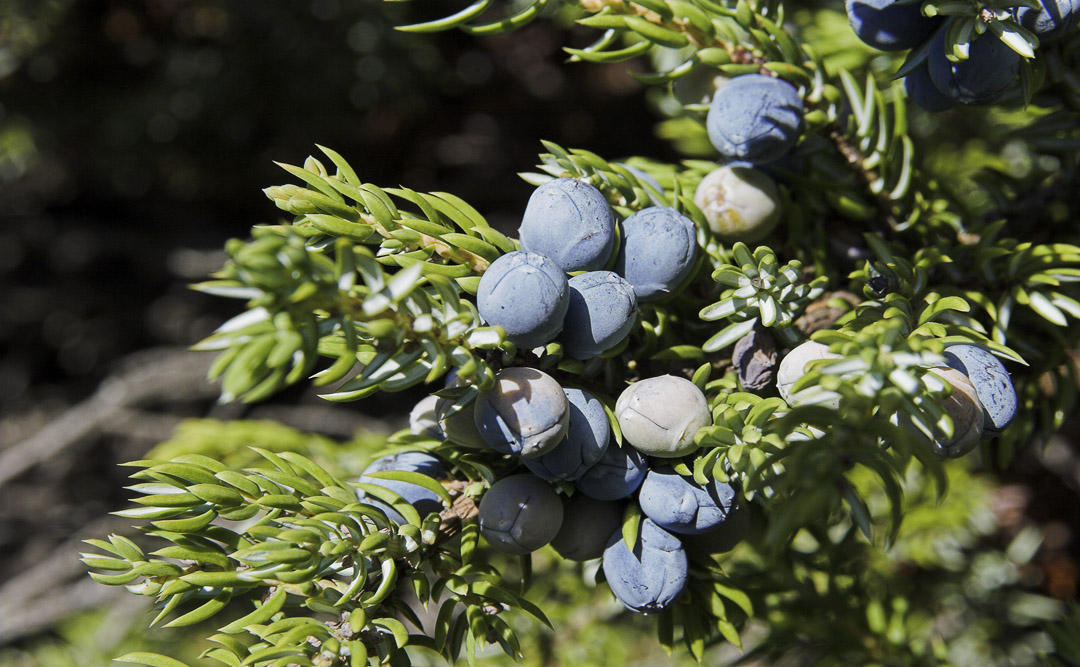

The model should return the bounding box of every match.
[0,0,674,417]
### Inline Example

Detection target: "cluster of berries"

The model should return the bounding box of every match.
[358,336,1019,612]
[847,0,1079,110]
[363,371,743,614]
[476,177,699,357]
[348,79,1020,614]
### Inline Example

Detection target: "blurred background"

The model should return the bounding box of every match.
[1,1,1078,665]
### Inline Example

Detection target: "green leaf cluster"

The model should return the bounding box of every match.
[700,242,829,350]
[193,149,520,402]
[82,448,563,667]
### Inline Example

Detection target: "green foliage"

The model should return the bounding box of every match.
[700,242,829,349]
[147,418,397,479]
[79,1,1080,666]
[391,0,552,35]
[921,0,1040,59]
[735,462,1065,666]
[84,447,556,667]
[1046,603,1080,666]
[75,431,1069,667]
[193,149,514,403]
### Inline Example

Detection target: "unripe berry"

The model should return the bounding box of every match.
[928,30,1021,105]
[1015,0,1080,43]
[943,344,1017,436]
[409,394,444,440]
[776,340,843,408]
[904,63,957,112]
[934,367,984,457]
[637,466,739,535]
[693,165,782,242]
[523,387,611,482]
[550,494,624,561]
[357,452,447,524]
[435,396,488,449]
[846,0,942,51]
[615,206,699,303]
[615,375,710,458]
[575,442,647,500]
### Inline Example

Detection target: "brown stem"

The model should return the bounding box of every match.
[823,128,902,229]
[436,479,480,543]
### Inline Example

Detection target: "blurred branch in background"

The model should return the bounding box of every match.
[0,343,403,646]
[0,348,217,489]
[0,515,142,646]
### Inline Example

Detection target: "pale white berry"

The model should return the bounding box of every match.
[776,340,842,408]
[615,375,711,458]
[694,165,782,242]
